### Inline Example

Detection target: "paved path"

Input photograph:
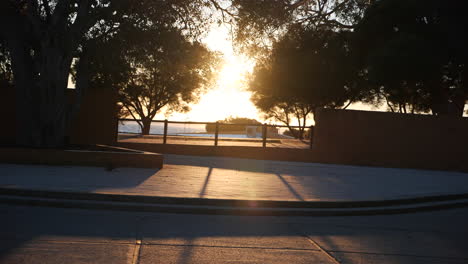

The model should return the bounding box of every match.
[1,204,468,263]
[1,154,468,202]
[118,134,311,149]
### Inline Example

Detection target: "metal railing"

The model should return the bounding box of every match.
[118,119,313,149]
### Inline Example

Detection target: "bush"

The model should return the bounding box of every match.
[206,117,262,133]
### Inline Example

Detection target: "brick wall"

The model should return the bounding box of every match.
[312,108,468,171]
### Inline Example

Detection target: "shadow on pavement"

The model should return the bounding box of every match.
[1,204,468,263]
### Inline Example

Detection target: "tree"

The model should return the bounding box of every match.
[354,0,468,116]
[0,0,213,147]
[249,27,361,138]
[116,30,218,135]
[84,23,219,135]
[214,0,374,56]
[209,0,374,139]
[205,117,261,133]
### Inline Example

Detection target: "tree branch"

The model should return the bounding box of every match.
[41,0,51,21]
[342,100,352,109]
[124,105,143,130]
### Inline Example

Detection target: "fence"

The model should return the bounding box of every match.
[118,119,313,149]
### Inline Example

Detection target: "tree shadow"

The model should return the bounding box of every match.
[276,173,304,201]
[163,154,468,202]
[1,204,468,263]
[175,237,196,264]
[163,154,271,173]
[199,167,213,198]
[0,164,157,194]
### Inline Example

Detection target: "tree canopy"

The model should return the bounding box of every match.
[87,25,219,135]
[354,0,468,115]
[0,0,214,147]
[240,0,467,122]
[249,27,362,137]
[219,0,373,57]
[2,0,468,148]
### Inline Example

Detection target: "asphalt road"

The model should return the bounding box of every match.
[1,204,467,264]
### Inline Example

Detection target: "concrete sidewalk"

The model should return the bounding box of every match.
[1,154,468,215]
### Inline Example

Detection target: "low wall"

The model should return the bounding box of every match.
[312,108,468,172]
[0,146,163,169]
[118,142,318,163]
[120,109,468,172]
[68,88,118,145]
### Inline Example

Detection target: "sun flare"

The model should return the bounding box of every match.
[218,56,249,86]
[159,54,258,121]
[156,25,260,122]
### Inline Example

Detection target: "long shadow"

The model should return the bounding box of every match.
[1,204,468,262]
[199,167,213,198]
[0,166,158,261]
[175,237,196,264]
[164,154,271,173]
[3,156,468,261]
[162,154,339,201]
[0,164,157,194]
[276,173,304,201]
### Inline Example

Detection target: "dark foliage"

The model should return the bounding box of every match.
[354,0,468,115]
[206,117,261,133]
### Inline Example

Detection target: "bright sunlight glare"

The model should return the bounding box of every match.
[155,24,261,122]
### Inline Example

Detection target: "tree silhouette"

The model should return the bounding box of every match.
[219,0,373,56]
[84,25,219,135]
[120,34,218,135]
[249,28,361,138]
[354,0,468,116]
[0,0,214,147]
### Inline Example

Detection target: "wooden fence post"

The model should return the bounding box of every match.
[214,121,219,146]
[309,125,313,149]
[163,119,168,144]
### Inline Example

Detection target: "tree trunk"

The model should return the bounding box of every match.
[298,126,305,140]
[9,38,73,148]
[141,118,152,135]
[286,126,297,139]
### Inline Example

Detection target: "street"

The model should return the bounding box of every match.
[1,204,467,264]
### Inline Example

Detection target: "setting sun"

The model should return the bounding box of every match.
[218,55,250,85]
[155,25,260,122]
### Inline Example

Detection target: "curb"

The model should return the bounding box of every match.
[1,187,468,216]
